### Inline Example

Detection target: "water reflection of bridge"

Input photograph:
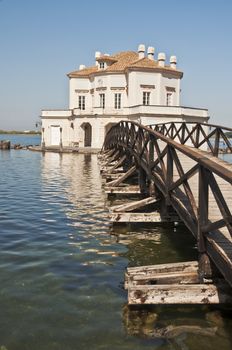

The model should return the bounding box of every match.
[100,121,232,304]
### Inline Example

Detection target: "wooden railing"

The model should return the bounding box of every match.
[148,122,232,157]
[103,121,232,284]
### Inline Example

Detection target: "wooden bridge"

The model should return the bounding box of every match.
[99,121,232,304]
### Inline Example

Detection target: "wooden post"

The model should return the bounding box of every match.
[195,123,200,148]
[148,139,155,196]
[123,151,133,172]
[59,127,63,152]
[213,128,220,157]
[138,167,148,195]
[166,145,173,205]
[41,127,45,151]
[198,166,211,280]
[181,123,186,144]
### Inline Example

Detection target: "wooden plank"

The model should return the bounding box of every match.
[101,173,123,180]
[106,166,136,187]
[125,261,198,289]
[108,154,127,173]
[103,123,232,291]
[105,185,141,194]
[100,167,124,174]
[100,155,126,173]
[206,236,232,287]
[128,283,232,305]
[127,261,198,276]
[110,212,176,223]
[109,196,159,213]
[127,270,199,288]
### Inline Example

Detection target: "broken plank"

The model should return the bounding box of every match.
[109,196,159,213]
[125,261,198,289]
[109,154,127,172]
[104,150,120,166]
[101,173,124,180]
[110,212,179,223]
[106,166,136,187]
[110,212,162,223]
[127,261,198,275]
[128,283,232,305]
[105,185,141,194]
[127,270,200,288]
[98,149,115,158]
[100,167,124,174]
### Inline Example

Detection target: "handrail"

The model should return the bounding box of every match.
[104,120,232,233]
[103,120,232,287]
[104,121,232,183]
[146,121,232,157]
[149,121,232,133]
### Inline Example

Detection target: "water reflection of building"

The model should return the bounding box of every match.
[40,153,103,207]
[40,152,119,258]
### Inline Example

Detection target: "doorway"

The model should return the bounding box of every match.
[81,123,92,147]
[50,126,60,145]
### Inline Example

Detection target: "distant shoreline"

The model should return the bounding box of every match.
[0,130,41,135]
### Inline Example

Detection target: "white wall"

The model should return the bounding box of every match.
[42,118,75,147]
[128,71,160,106]
[69,77,91,109]
[160,73,180,106]
[74,115,133,148]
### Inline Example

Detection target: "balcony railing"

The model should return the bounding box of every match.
[42,105,209,119]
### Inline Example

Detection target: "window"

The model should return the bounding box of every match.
[99,62,105,69]
[166,93,172,106]
[143,91,150,105]
[78,95,85,110]
[114,93,121,109]
[100,93,105,108]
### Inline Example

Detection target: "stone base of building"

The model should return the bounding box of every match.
[29,145,101,154]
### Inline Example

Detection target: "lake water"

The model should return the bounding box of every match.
[0,136,232,350]
[0,134,41,146]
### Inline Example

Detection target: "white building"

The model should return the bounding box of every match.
[41,44,209,150]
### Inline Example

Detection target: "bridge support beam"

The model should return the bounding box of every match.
[138,168,148,195]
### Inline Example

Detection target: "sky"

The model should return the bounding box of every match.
[0,0,232,130]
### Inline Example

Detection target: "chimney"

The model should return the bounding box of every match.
[170,55,177,69]
[158,52,166,67]
[138,44,145,59]
[95,51,101,59]
[79,64,86,70]
[95,51,101,66]
[147,46,155,60]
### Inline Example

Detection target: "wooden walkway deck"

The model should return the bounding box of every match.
[100,121,232,303]
[173,148,232,286]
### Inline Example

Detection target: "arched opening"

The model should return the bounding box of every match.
[105,123,117,137]
[81,123,92,147]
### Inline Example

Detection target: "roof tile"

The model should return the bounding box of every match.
[67,51,183,77]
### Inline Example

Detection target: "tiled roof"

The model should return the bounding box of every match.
[105,51,139,71]
[68,66,98,78]
[128,57,183,75]
[129,57,159,68]
[67,51,183,77]
[96,55,117,62]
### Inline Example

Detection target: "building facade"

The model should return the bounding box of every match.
[41,44,209,149]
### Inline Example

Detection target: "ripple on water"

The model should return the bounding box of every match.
[0,150,232,350]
